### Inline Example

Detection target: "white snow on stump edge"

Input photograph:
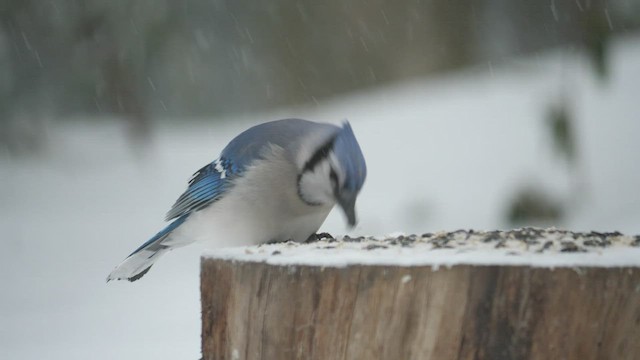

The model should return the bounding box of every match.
[202,228,640,268]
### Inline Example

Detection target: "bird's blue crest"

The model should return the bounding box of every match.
[333,121,367,192]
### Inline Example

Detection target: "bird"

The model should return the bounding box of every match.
[107,118,367,282]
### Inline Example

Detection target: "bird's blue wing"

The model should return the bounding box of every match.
[165,157,237,220]
[165,119,339,221]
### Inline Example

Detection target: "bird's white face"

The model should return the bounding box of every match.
[297,153,341,207]
[296,123,364,227]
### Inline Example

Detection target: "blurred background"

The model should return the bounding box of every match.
[2,1,639,359]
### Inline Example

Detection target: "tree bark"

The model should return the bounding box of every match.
[201,260,640,360]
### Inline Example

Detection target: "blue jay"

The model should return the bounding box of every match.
[107,119,367,281]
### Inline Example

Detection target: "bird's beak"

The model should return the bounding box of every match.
[337,191,357,228]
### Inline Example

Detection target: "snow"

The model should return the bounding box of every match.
[2,33,640,360]
[204,230,640,269]
[210,245,640,269]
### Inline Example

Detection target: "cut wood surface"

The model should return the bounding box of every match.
[201,229,640,360]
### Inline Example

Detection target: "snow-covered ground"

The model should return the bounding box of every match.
[2,33,639,359]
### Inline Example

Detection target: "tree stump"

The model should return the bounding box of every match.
[201,229,640,360]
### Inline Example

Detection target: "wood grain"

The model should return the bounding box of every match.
[201,260,640,360]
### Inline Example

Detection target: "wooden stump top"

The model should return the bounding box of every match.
[203,228,640,269]
[201,228,640,360]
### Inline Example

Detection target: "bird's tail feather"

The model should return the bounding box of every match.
[107,215,189,282]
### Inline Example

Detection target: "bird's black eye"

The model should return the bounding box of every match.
[329,168,339,193]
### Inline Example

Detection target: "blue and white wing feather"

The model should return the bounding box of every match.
[166,157,236,220]
[107,157,237,282]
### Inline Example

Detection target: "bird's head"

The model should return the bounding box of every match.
[297,121,367,227]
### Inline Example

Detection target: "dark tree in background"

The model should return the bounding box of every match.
[505,0,619,226]
[0,0,638,153]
